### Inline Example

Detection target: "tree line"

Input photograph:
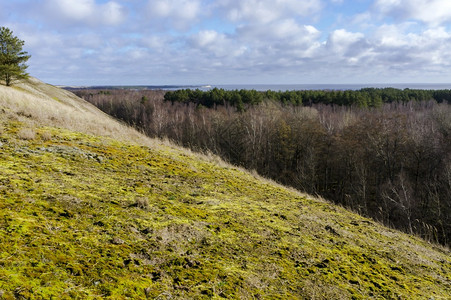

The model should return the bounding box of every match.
[164,87,451,110]
[75,88,451,246]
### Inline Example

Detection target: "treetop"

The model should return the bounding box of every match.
[0,26,30,86]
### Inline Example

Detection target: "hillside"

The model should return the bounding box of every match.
[0,78,450,299]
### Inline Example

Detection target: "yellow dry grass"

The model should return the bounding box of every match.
[0,77,154,146]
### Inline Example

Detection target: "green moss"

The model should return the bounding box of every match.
[0,121,449,298]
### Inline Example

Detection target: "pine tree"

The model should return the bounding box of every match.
[0,27,31,86]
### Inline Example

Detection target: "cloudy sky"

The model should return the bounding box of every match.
[2,0,451,85]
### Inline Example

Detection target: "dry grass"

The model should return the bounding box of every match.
[133,197,150,210]
[0,78,158,147]
[17,128,36,140]
[40,131,52,141]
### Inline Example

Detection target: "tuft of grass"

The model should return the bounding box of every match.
[132,197,150,210]
[17,128,36,140]
[39,130,52,141]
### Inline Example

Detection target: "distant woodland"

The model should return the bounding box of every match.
[74,88,451,246]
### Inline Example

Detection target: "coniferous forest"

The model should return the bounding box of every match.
[73,88,451,246]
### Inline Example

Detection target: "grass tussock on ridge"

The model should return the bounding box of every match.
[0,79,450,299]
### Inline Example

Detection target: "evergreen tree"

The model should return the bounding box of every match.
[0,27,30,86]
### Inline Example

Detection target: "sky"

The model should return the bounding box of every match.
[2,0,451,85]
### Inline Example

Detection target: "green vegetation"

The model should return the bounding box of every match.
[0,27,30,86]
[163,87,451,110]
[0,80,450,298]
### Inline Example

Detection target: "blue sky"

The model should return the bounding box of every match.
[2,0,451,85]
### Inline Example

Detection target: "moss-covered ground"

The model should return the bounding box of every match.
[0,120,449,299]
[0,79,450,299]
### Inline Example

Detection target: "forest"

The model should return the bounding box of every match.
[163,87,451,109]
[73,88,451,246]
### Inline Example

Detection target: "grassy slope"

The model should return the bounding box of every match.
[0,79,450,299]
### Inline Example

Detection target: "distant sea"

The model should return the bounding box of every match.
[65,83,451,91]
[204,83,451,91]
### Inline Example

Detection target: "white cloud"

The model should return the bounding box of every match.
[188,30,243,62]
[372,25,451,66]
[141,35,173,53]
[237,19,319,43]
[51,0,93,21]
[374,0,451,25]
[44,0,127,26]
[373,23,414,47]
[102,2,127,25]
[322,29,374,68]
[327,29,365,53]
[232,20,322,66]
[184,18,324,77]
[218,0,322,24]
[191,30,223,48]
[146,0,202,30]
